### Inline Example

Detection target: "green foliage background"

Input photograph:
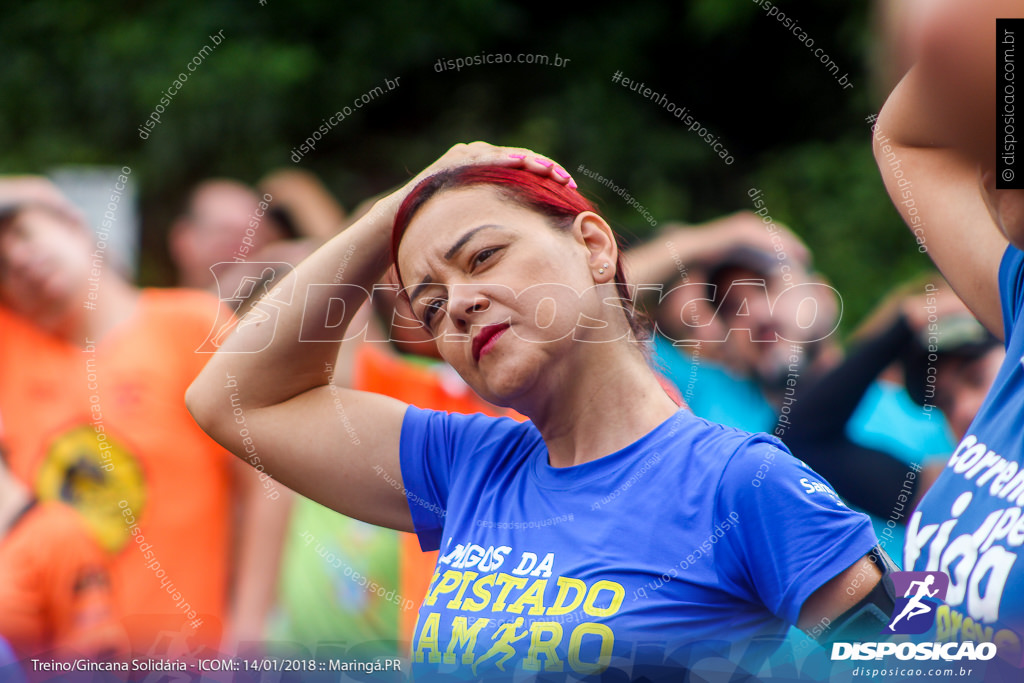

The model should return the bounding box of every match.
[0,1,930,332]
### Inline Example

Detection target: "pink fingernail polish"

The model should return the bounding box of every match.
[554,168,570,179]
[568,179,578,189]
[508,153,526,159]
[535,158,553,167]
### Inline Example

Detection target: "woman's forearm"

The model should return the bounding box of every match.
[187,142,576,428]
[188,196,397,416]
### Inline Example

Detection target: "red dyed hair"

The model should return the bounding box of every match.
[390,165,647,338]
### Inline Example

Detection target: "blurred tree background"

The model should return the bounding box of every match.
[0,0,927,332]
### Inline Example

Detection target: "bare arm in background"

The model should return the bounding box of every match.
[874,0,1024,337]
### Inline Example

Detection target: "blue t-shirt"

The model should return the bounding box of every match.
[905,245,1024,669]
[400,406,877,680]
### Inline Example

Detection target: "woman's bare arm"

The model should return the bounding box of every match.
[185,143,573,530]
[186,207,416,530]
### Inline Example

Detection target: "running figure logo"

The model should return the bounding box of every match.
[474,618,528,675]
[886,571,949,634]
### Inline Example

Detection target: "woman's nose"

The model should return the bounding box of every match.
[448,284,491,329]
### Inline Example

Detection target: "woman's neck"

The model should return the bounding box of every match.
[525,342,679,468]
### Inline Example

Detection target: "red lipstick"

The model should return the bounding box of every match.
[472,323,510,362]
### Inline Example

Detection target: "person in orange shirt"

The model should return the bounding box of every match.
[0,177,279,658]
[0,418,124,660]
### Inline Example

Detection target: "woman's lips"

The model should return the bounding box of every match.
[473,323,510,362]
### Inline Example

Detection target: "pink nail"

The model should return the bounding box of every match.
[508,153,526,159]
[534,158,553,168]
[554,168,570,179]
[568,179,578,189]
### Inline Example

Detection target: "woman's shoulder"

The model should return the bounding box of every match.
[399,406,544,502]
[402,405,541,459]
[668,410,785,459]
[647,411,790,490]
[703,422,860,524]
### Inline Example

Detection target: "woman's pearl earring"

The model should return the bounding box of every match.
[598,262,610,275]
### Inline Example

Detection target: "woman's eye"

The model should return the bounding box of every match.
[423,298,447,327]
[472,247,499,268]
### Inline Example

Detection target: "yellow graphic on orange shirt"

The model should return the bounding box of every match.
[37,424,146,552]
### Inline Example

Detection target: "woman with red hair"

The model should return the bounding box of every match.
[188,143,885,680]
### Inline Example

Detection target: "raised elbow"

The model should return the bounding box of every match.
[185,375,225,438]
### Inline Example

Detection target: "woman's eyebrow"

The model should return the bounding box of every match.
[409,224,507,303]
[444,224,504,261]
[409,275,434,305]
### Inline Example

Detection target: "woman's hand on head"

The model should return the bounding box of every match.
[367,143,576,239]
[401,142,575,196]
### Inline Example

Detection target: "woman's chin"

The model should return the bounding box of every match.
[472,362,537,410]
[474,377,524,409]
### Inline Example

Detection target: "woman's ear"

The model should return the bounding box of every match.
[572,211,619,282]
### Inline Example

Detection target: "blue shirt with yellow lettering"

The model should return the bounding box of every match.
[399,406,877,680]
